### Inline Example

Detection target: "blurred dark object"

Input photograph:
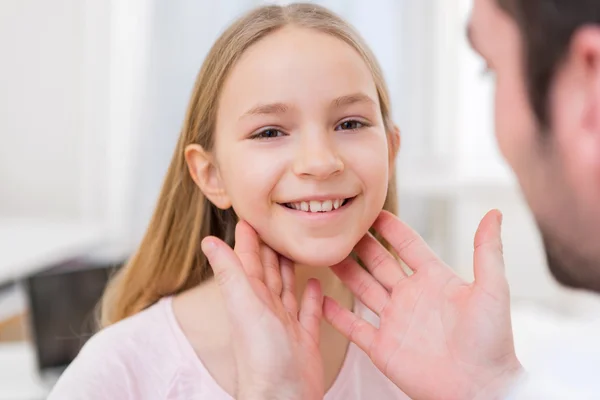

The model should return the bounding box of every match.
[24,259,123,374]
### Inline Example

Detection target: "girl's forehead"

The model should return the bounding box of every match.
[218,26,379,117]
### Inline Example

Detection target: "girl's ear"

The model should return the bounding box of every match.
[185,144,232,210]
[388,125,401,164]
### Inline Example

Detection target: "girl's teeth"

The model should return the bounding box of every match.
[288,199,346,213]
[309,201,322,212]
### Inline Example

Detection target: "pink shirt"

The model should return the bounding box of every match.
[48,297,410,399]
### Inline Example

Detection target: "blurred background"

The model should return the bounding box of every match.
[2,0,600,398]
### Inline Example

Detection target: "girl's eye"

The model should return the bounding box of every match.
[336,120,365,131]
[251,129,285,140]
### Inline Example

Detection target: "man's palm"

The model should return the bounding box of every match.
[324,210,522,400]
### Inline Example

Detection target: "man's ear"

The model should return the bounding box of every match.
[581,27,600,186]
[568,27,600,139]
[185,144,232,210]
[551,27,600,197]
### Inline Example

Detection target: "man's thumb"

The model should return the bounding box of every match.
[473,210,508,295]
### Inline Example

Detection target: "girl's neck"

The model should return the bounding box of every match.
[294,263,353,310]
[287,263,354,391]
[175,263,353,343]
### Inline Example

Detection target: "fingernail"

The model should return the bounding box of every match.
[497,210,503,226]
[201,239,217,256]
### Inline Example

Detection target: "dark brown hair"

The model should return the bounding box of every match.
[497,0,600,127]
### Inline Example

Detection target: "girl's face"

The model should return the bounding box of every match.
[192,26,394,267]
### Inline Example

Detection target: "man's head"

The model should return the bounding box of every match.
[468,0,600,290]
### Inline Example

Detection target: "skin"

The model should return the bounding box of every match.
[178,26,399,396]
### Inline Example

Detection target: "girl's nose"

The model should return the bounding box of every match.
[292,133,344,180]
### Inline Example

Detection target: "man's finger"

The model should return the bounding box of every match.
[323,296,377,355]
[202,236,262,318]
[330,257,389,315]
[355,233,406,290]
[372,211,443,273]
[299,278,323,343]
[233,221,264,282]
[473,210,509,296]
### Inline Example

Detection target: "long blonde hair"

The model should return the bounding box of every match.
[101,3,399,327]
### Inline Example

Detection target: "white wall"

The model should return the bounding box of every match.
[0,0,85,219]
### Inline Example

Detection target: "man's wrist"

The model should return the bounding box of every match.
[473,363,527,400]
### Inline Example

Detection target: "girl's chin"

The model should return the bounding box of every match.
[259,234,360,268]
[282,247,353,269]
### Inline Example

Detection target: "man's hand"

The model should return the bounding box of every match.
[323,210,524,400]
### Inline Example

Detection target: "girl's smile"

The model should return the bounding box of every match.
[278,195,358,222]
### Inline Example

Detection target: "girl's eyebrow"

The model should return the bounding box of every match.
[332,92,376,108]
[241,102,289,120]
[239,92,376,121]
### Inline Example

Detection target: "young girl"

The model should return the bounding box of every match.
[49,3,406,399]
